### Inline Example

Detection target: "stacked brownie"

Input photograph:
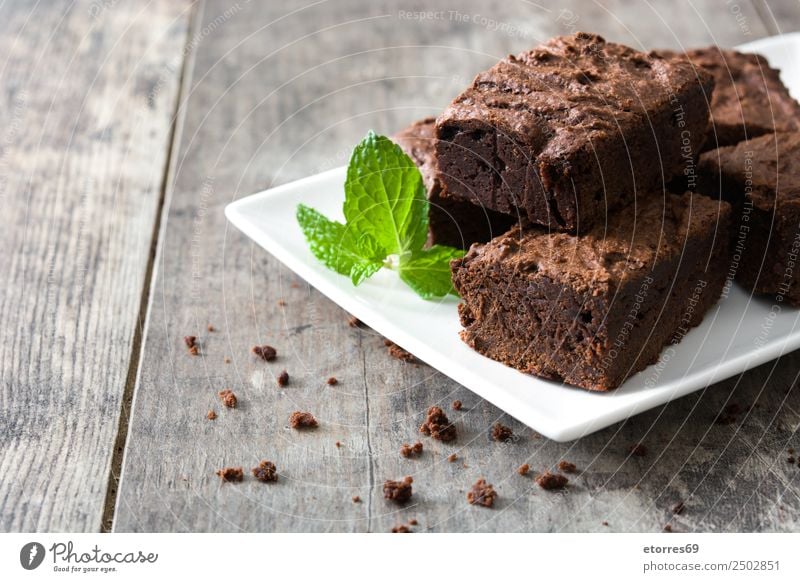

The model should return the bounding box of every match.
[397,33,798,391]
[683,48,800,304]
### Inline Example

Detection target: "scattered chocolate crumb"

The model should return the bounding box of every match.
[252,460,278,483]
[384,339,416,362]
[207,324,215,332]
[447,453,458,463]
[352,495,361,503]
[557,461,577,474]
[628,443,648,457]
[517,463,530,476]
[326,376,338,386]
[207,410,217,420]
[789,448,796,455]
[277,300,287,306]
[277,370,289,387]
[335,441,342,448]
[462,463,469,469]
[452,400,462,411]
[289,411,318,429]
[419,406,457,442]
[216,467,243,482]
[491,423,514,442]
[224,357,231,364]
[602,521,609,526]
[347,315,362,328]
[663,524,673,532]
[408,518,418,526]
[467,478,496,507]
[391,525,411,533]
[189,345,199,356]
[252,344,277,361]
[218,389,237,408]
[672,501,685,515]
[184,335,197,349]
[400,442,424,458]
[788,457,796,464]
[383,476,413,503]
[716,402,745,425]
[536,471,568,491]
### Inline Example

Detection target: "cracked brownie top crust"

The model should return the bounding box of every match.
[435,32,714,233]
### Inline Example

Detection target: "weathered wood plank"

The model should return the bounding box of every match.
[0,0,192,531]
[115,0,798,532]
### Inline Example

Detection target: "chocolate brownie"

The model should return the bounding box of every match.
[394,118,514,248]
[698,132,800,305]
[659,48,800,149]
[451,191,731,391]
[435,33,714,233]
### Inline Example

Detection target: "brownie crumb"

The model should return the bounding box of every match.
[557,461,577,474]
[408,518,418,526]
[536,471,568,491]
[787,457,796,464]
[352,495,361,503]
[252,460,278,483]
[716,402,745,425]
[391,525,411,533]
[672,501,685,515]
[252,344,277,361]
[216,467,243,482]
[335,441,342,448]
[447,453,458,463]
[517,463,530,476]
[218,389,237,408]
[326,377,338,386]
[277,300,287,306]
[207,324,215,332]
[467,478,497,507]
[491,423,514,442]
[602,521,609,527]
[452,400,462,411]
[419,406,457,442]
[347,315,362,328]
[184,335,199,356]
[384,339,416,362]
[628,443,648,457]
[289,411,318,429]
[663,524,673,533]
[383,476,413,503]
[207,410,217,420]
[224,357,231,364]
[400,442,424,458]
[277,370,290,387]
[789,448,796,455]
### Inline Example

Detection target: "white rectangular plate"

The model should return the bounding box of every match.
[226,33,800,441]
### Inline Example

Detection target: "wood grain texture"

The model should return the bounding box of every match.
[114,0,800,532]
[0,0,192,531]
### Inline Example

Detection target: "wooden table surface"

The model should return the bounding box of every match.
[3,0,800,533]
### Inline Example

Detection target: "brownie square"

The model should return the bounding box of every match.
[451,192,731,391]
[698,132,800,305]
[394,118,514,249]
[435,33,714,233]
[662,47,800,150]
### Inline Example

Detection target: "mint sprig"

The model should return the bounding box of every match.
[296,131,464,299]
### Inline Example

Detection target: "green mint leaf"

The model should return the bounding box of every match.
[343,131,429,256]
[296,204,384,286]
[398,245,465,300]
